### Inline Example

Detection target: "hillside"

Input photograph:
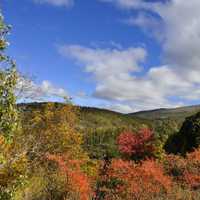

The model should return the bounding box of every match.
[79,106,150,130]
[18,102,200,144]
[18,102,150,131]
[130,105,200,121]
[18,102,152,159]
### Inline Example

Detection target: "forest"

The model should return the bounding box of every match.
[2,8,200,200]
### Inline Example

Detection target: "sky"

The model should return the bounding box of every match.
[1,0,200,113]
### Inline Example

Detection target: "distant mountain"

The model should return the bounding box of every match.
[129,105,200,121]
[19,102,200,125]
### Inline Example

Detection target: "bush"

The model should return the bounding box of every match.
[95,159,172,200]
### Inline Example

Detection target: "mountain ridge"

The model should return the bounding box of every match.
[130,104,200,120]
[18,102,200,127]
[18,102,200,120]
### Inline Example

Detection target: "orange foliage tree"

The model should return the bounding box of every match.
[164,148,200,190]
[95,159,172,200]
[46,154,94,200]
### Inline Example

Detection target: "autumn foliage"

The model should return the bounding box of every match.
[117,128,155,160]
[95,159,172,200]
[164,148,200,190]
[46,154,93,200]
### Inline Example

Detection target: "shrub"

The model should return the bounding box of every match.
[95,159,172,200]
[46,154,93,200]
[164,148,200,190]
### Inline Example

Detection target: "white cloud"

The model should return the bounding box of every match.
[33,0,74,7]
[40,80,68,98]
[99,0,162,11]
[59,45,190,112]
[124,12,164,41]
[104,103,135,113]
[17,78,68,101]
[159,1,200,77]
[59,45,146,79]
[126,13,159,29]
[103,0,200,77]
[103,100,184,114]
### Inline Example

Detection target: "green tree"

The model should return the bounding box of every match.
[0,11,19,142]
[165,112,200,155]
[0,11,28,199]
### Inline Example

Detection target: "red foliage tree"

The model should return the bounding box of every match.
[117,128,155,160]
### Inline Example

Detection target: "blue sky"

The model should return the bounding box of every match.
[1,0,200,113]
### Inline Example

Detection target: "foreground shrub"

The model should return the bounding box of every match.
[46,154,94,200]
[164,148,200,190]
[95,159,172,200]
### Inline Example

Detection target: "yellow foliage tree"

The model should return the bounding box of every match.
[16,102,98,200]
